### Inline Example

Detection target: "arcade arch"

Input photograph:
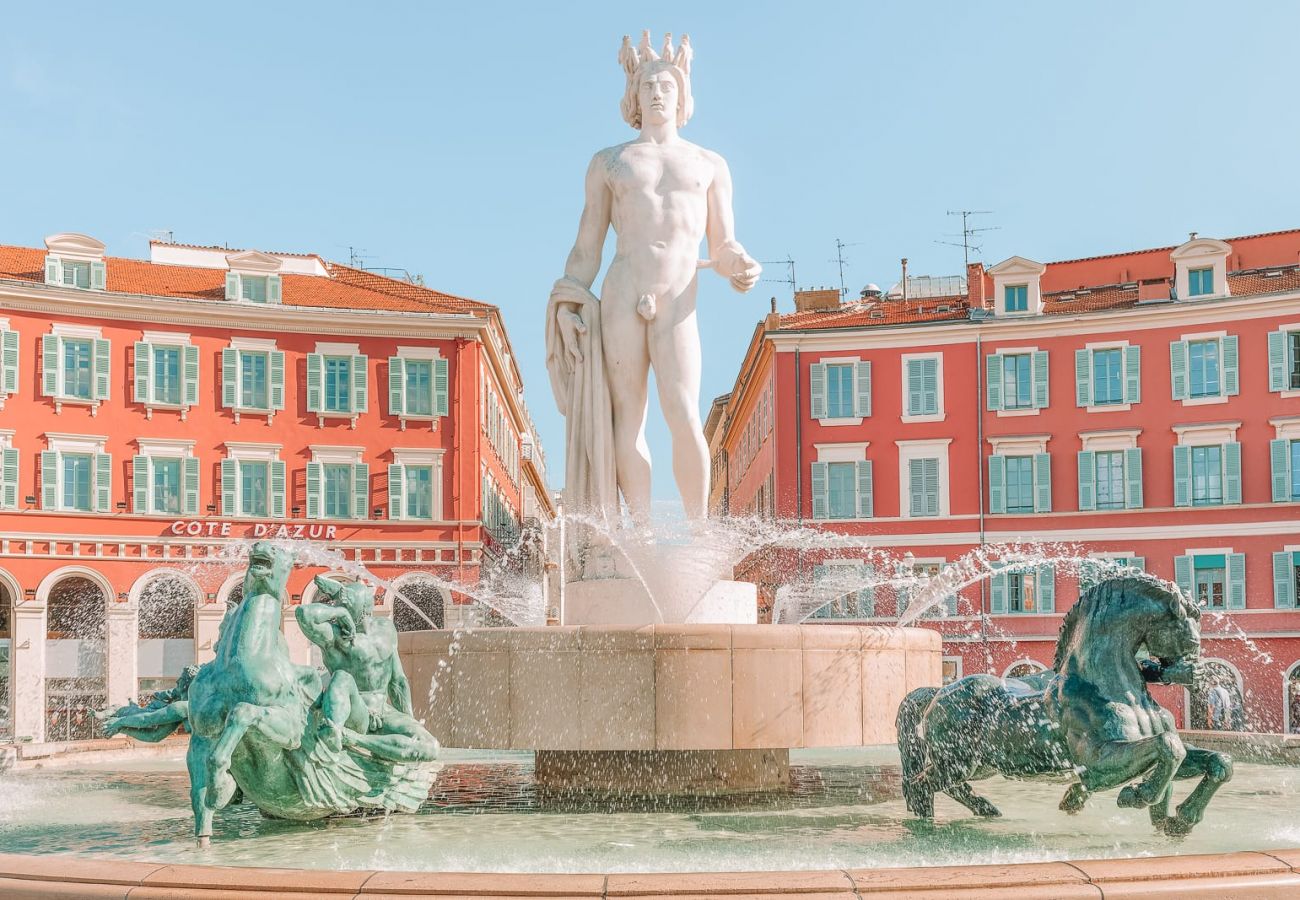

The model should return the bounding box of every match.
[132,570,199,698]
[42,570,110,742]
[1003,659,1048,679]
[389,574,446,631]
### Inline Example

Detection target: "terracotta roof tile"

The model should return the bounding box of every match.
[777,295,970,330]
[0,245,494,317]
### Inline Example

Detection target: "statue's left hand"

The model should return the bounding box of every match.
[713,241,761,293]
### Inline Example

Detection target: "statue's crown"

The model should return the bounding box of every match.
[619,30,692,78]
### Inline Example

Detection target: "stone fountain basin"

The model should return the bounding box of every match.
[399,624,940,754]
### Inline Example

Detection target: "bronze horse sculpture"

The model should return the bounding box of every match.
[897,576,1232,835]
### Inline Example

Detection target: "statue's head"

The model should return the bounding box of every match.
[243,541,293,599]
[313,575,375,626]
[619,31,694,129]
[175,664,200,693]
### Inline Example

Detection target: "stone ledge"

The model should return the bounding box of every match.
[2,850,1300,898]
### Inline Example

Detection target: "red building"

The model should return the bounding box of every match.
[711,229,1300,733]
[0,233,553,743]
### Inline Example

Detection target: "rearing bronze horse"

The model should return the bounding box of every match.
[897,577,1232,835]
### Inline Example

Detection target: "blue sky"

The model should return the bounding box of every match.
[4,2,1297,502]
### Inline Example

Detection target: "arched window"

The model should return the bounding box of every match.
[137,573,197,700]
[1004,659,1047,679]
[1188,659,1245,732]
[45,575,107,742]
[392,578,445,631]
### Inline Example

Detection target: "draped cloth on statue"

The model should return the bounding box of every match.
[545,277,619,565]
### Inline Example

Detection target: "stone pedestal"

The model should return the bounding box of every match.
[535,748,789,795]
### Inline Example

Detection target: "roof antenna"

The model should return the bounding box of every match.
[760,254,796,297]
[936,210,999,268]
[831,239,863,298]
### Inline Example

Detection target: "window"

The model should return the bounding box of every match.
[1092,349,1124,405]
[1294,441,1300,501]
[240,275,268,303]
[1005,284,1028,312]
[240,352,269,409]
[324,358,352,413]
[405,360,433,416]
[152,346,181,406]
[1195,562,1226,609]
[1188,267,1214,297]
[1,327,18,404]
[1007,572,1036,612]
[1188,340,1220,398]
[63,338,93,400]
[388,451,443,521]
[323,464,353,518]
[991,566,1055,614]
[1292,333,1300,390]
[404,465,434,519]
[1002,354,1033,410]
[1191,445,1223,506]
[240,461,269,517]
[62,453,93,511]
[904,356,939,417]
[1177,552,1244,610]
[827,461,857,519]
[61,261,91,289]
[1004,456,1035,513]
[941,658,962,685]
[152,457,181,515]
[1273,551,1300,608]
[1079,556,1145,593]
[810,564,874,620]
[1095,451,1125,510]
[909,457,939,517]
[825,363,855,418]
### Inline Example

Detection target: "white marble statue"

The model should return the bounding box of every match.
[546,31,762,534]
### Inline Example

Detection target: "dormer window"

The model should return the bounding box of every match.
[1170,237,1231,300]
[43,233,106,292]
[988,257,1047,316]
[223,250,283,304]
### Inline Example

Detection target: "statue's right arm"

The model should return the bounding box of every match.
[295,604,343,648]
[560,152,613,291]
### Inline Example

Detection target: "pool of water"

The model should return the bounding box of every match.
[1,747,1298,872]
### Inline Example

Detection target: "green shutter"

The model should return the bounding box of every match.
[182,344,199,406]
[1124,447,1143,509]
[267,275,282,304]
[1033,452,1052,512]
[1174,554,1194,598]
[41,335,59,396]
[434,357,449,416]
[269,351,285,410]
[921,358,939,414]
[132,454,150,513]
[45,256,61,285]
[94,452,112,512]
[1173,446,1192,507]
[40,450,58,508]
[856,459,873,518]
[0,447,18,509]
[353,463,369,519]
[221,348,238,408]
[1032,351,1049,408]
[388,464,404,519]
[133,342,152,403]
[1170,340,1189,400]
[182,456,200,515]
[93,338,111,401]
[986,354,1002,411]
[1227,552,1246,610]
[923,457,939,515]
[906,360,923,415]
[809,363,826,419]
[1223,441,1242,505]
[1269,331,1288,392]
[990,571,1007,614]
[90,260,106,291]
[306,462,323,519]
[306,353,323,413]
[1129,556,1145,572]
[1274,551,1296,609]
[1272,438,1293,502]
[1077,450,1096,511]
[0,330,18,395]
[854,360,871,417]
[388,356,405,416]
[225,272,239,301]
[1036,565,1055,613]
[221,459,238,515]
[351,355,368,414]
[1074,349,1092,407]
[810,461,828,519]
[270,460,286,517]
[988,455,1007,514]
[1221,335,1239,396]
[1123,345,1141,403]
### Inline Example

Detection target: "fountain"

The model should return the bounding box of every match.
[2,27,1300,900]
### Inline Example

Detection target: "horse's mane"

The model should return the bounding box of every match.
[1053,575,1197,671]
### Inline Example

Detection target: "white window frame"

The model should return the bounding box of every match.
[1179,329,1230,407]
[991,345,1043,418]
[816,355,866,426]
[1171,238,1231,301]
[45,432,109,513]
[392,448,446,522]
[941,655,964,684]
[900,352,945,423]
[135,438,195,516]
[309,445,365,521]
[986,434,1051,456]
[1083,339,1133,413]
[312,342,363,428]
[228,336,278,423]
[394,346,445,431]
[139,330,195,421]
[224,441,282,518]
[1272,321,1300,399]
[1078,428,1142,452]
[1172,421,1241,448]
[896,438,952,518]
[988,256,1047,317]
[48,323,105,414]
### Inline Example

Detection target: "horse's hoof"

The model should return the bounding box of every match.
[1117,785,1144,808]
[1162,816,1193,836]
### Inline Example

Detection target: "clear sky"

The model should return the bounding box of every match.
[4,2,1297,503]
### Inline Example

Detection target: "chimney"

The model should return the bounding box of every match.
[966,261,988,308]
[901,258,909,303]
[793,287,841,313]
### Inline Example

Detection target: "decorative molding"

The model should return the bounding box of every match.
[309,445,366,465]
[135,438,195,457]
[987,434,1052,456]
[1172,421,1241,446]
[813,442,869,463]
[1077,428,1142,451]
[50,322,103,339]
[44,233,106,261]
